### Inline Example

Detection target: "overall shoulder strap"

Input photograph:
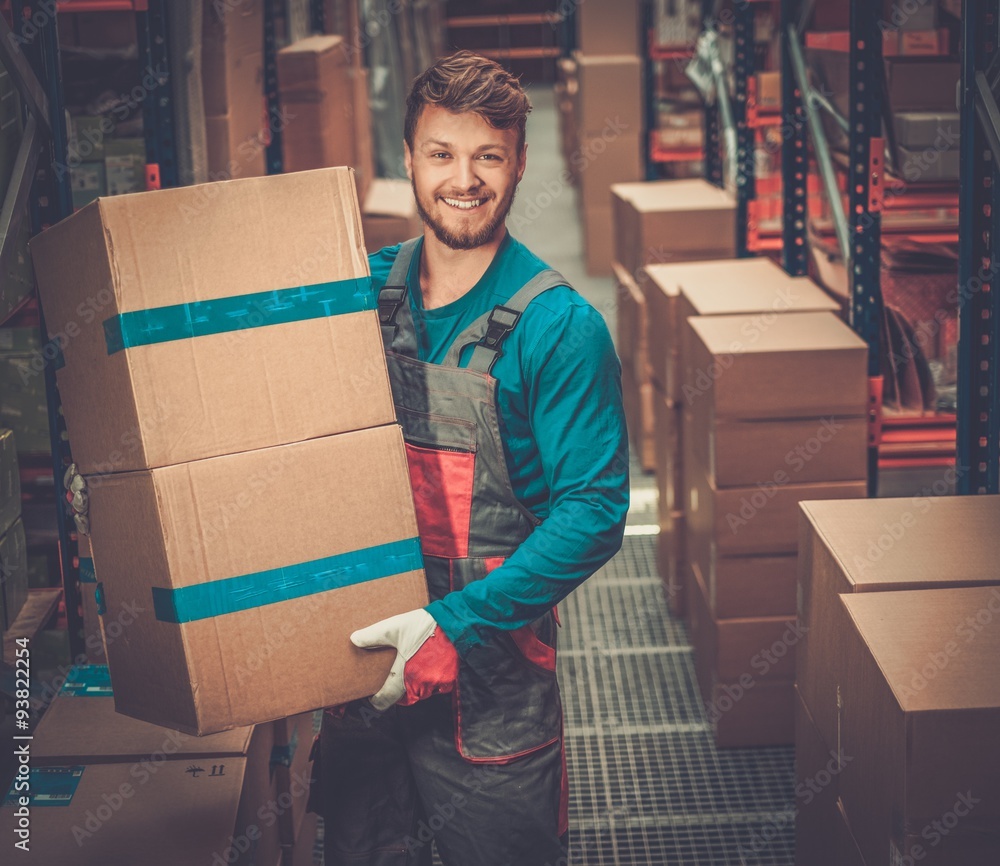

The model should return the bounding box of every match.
[375,237,420,353]
[441,268,570,373]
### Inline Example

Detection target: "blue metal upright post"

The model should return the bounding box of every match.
[264,0,283,175]
[780,0,808,275]
[137,0,178,189]
[956,0,1000,494]
[702,0,722,187]
[849,0,885,497]
[733,0,755,257]
[643,0,658,179]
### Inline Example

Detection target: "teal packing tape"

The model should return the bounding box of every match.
[103,277,374,355]
[79,557,96,584]
[60,665,112,697]
[4,767,85,807]
[151,536,423,624]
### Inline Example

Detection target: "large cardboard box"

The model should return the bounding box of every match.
[1,517,27,631]
[573,53,643,138]
[361,178,422,254]
[582,204,614,276]
[682,312,868,420]
[611,180,736,276]
[576,133,643,208]
[839,588,1000,866]
[884,57,960,113]
[613,261,648,386]
[278,36,356,175]
[87,425,428,734]
[654,392,684,614]
[0,427,19,537]
[30,168,392,474]
[621,364,656,473]
[576,0,640,55]
[795,684,846,866]
[685,447,865,557]
[203,0,266,178]
[797,495,1000,751]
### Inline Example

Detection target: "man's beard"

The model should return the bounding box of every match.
[412,181,517,251]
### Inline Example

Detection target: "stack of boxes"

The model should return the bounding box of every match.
[573,0,645,275]
[360,178,422,254]
[681,297,869,747]
[28,167,427,736]
[277,34,376,202]
[797,496,1000,865]
[2,663,319,863]
[0,427,27,648]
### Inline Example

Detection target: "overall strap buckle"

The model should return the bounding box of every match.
[480,305,521,352]
[377,285,407,325]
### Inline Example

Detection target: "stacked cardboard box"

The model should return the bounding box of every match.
[555,58,579,182]
[277,35,376,202]
[796,496,1000,865]
[0,665,316,864]
[682,310,868,746]
[642,259,843,618]
[361,178,421,253]
[29,168,428,735]
[574,0,644,276]
[203,0,267,179]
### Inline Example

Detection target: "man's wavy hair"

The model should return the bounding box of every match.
[404,51,532,152]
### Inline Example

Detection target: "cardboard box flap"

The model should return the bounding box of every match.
[800,496,1000,591]
[611,179,736,213]
[277,34,348,92]
[363,178,418,220]
[689,311,867,356]
[679,266,839,317]
[841,588,1000,713]
[642,260,739,300]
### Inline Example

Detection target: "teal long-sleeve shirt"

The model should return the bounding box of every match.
[369,231,630,657]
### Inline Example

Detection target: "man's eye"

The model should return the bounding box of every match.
[479,154,501,161]
[431,152,450,159]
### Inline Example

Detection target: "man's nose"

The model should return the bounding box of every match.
[452,158,480,191]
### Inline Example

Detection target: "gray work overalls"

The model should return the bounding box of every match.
[316,239,571,866]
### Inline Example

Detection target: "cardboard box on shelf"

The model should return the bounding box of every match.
[654,0,699,48]
[899,29,946,55]
[582,204,614,276]
[684,435,865,558]
[839,588,1000,866]
[70,161,106,210]
[682,312,868,421]
[278,36,356,175]
[69,115,111,163]
[654,111,703,150]
[576,0,640,56]
[795,684,847,866]
[885,57,960,113]
[30,168,392,474]
[653,391,681,513]
[613,261,648,385]
[898,144,960,181]
[104,138,147,196]
[611,180,737,276]
[361,178,422,253]
[755,71,781,109]
[0,427,19,538]
[894,111,961,149]
[573,53,643,138]
[0,517,27,631]
[797,495,1000,751]
[86,425,428,735]
[621,364,656,474]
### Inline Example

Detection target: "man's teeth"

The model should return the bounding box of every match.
[443,198,484,209]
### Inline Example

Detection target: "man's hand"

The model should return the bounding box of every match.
[351,609,459,712]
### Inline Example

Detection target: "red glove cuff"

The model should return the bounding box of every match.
[400,628,460,706]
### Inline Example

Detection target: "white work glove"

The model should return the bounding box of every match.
[351,608,458,712]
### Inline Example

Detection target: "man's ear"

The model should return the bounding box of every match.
[404,141,413,181]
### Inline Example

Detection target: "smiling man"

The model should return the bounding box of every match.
[314,51,629,866]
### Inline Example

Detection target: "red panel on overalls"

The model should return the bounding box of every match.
[404,443,475,558]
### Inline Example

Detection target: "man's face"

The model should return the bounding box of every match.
[405,105,526,251]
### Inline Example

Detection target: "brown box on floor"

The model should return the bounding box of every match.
[576,0,640,55]
[277,36,355,174]
[838,588,1000,866]
[361,178,422,253]
[654,391,684,614]
[573,53,643,138]
[621,364,656,474]
[29,168,391,474]
[203,0,266,178]
[682,312,868,420]
[582,203,614,277]
[86,426,428,735]
[689,563,795,747]
[797,495,1000,751]
[611,180,736,276]
[576,133,643,208]
[613,261,649,390]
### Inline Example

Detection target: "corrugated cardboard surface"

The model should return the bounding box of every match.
[361,178,422,254]
[653,391,682,516]
[576,133,643,207]
[582,203,614,276]
[0,753,281,865]
[573,52,643,137]
[0,427,20,537]
[33,676,254,765]
[87,426,428,734]
[202,0,264,118]
[30,168,390,474]
[613,260,647,380]
[576,0,639,55]
[797,496,1000,749]
[834,799,868,866]
[683,312,868,420]
[794,684,842,866]
[611,180,736,275]
[657,509,685,617]
[684,441,866,556]
[839,588,1000,866]
[690,416,868,488]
